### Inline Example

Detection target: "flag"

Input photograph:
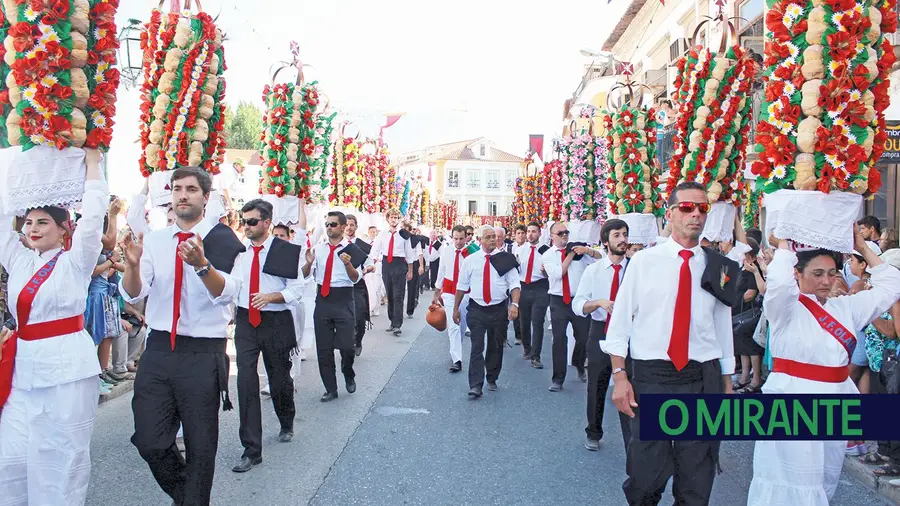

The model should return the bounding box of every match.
[529,135,544,160]
[379,113,405,140]
[616,61,635,76]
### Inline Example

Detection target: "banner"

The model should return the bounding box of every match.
[529,135,544,161]
[880,120,900,162]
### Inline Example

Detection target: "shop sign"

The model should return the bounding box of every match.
[881,120,900,161]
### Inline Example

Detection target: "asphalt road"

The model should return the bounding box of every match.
[86,295,890,505]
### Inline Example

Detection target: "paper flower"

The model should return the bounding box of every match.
[603,105,664,217]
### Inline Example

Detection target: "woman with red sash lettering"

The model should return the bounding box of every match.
[0,149,107,506]
[748,226,900,505]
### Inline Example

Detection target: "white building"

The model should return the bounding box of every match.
[396,137,525,216]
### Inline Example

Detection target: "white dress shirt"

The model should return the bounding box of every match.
[457,249,521,306]
[307,239,362,287]
[119,220,238,338]
[541,244,597,297]
[231,235,305,312]
[516,242,547,283]
[425,242,441,263]
[435,244,467,289]
[370,229,416,264]
[0,180,108,389]
[572,257,627,321]
[602,238,736,374]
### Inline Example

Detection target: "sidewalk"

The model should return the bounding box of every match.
[98,378,134,405]
[844,455,900,505]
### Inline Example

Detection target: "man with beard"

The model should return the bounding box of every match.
[302,211,363,401]
[542,222,601,391]
[230,199,304,473]
[603,182,738,505]
[453,226,520,398]
[516,222,550,368]
[432,225,470,372]
[572,219,632,452]
[371,209,415,336]
[122,167,245,506]
[345,214,375,357]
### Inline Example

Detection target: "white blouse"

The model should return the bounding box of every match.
[0,180,108,390]
[763,249,900,394]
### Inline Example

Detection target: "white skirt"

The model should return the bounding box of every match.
[0,376,100,506]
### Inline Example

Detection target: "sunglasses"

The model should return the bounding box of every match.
[671,202,711,214]
[555,230,570,236]
[325,222,341,228]
[241,218,262,226]
[466,232,473,236]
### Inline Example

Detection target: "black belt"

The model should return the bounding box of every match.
[521,278,549,289]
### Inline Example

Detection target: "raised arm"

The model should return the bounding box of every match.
[761,244,800,327]
[71,149,110,276]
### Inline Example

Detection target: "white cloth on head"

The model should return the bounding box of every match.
[747,249,900,505]
[764,189,862,253]
[0,376,99,506]
[700,202,737,242]
[615,213,658,246]
[0,145,86,215]
[262,195,300,226]
[726,240,752,263]
[602,237,736,374]
[148,170,174,207]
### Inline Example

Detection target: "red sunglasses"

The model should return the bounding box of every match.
[672,202,711,214]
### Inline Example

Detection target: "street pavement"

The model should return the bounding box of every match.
[87,294,891,505]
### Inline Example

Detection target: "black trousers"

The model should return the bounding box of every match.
[519,279,549,358]
[354,281,369,347]
[623,359,723,506]
[382,257,408,328]
[234,307,295,460]
[407,265,421,315]
[313,287,356,393]
[132,332,229,506]
[467,300,507,388]
[549,294,590,383]
[429,259,440,288]
[585,319,632,446]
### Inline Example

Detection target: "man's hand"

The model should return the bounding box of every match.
[251,292,278,310]
[612,377,639,418]
[305,247,315,265]
[598,300,614,313]
[339,252,352,266]
[453,307,461,325]
[109,197,123,215]
[508,304,518,321]
[743,259,758,273]
[418,265,425,276]
[178,237,208,267]
[573,246,592,256]
[121,319,133,333]
[433,295,443,306]
[364,265,375,274]
[122,232,143,266]
[406,270,413,281]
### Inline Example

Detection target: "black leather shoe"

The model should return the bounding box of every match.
[278,429,294,443]
[393,328,402,336]
[449,361,462,373]
[385,326,395,333]
[585,437,600,451]
[320,391,338,402]
[549,382,562,392]
[578,368,587,383]
[354,345,362,357]
[231,456,262,473]
[531,358,544,369]
[467,386,483,398]
[486,382,498,391]
[346,378,356,394]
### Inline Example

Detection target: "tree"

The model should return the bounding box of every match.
[223,100,263,150]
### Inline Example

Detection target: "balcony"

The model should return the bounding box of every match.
[467,180,481,189]
[486,181,500,189]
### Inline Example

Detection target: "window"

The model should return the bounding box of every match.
[467,171,481,189]
[486,171,499,189]
[487,201,498,216]
[738,0,765,57]
[480,145,486,157]
[506,171,516,189]
[448,170,459,188]
[468,200,478,214]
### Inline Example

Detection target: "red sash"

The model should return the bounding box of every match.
[0,251,80,412]
[797,294,857,358]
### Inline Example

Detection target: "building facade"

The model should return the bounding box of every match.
[396,137,525,217]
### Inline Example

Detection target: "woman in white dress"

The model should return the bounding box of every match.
[0,149,107,506]
[748,228,900,505]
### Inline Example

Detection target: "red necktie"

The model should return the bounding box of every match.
[525,245,536,283]
[249,245,263,327]
[605,263,623,332]
[387,232,395,263]
[321,244,339,297]
[561,250,571,304]
[453,249,461,284]
[171,232,194,350]
[668,250,694,371]
[483,254,492,304]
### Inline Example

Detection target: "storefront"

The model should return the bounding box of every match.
[868,120,900,230]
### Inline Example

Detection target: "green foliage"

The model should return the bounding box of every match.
[224,101,263,150]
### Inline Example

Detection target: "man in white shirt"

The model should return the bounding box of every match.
[513,224,527,255]
[345,214,375,357]
[229,199,304,474]
[542,222,601,391]
[572,219,632,452]
[516,222,550,368]
[426,235,442,290]
[371,209,415,335]
[453,226,521,398]
[121,167,244,506]
[432,225,470,372]
[603,181,738,506]
[302,211,363,402]
[405,224,426,317]
[365,225,383,316]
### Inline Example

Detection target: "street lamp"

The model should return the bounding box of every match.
[117,19,144,90]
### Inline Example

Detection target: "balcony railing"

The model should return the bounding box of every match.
[468,180,481,189]
[448,179,459,188]
[486,181,500,189]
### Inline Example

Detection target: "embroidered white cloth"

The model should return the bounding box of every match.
[0,146,86,215]
[148,170,174,207]
[764,190,861,253]
[261,194,299,226]
[614,213,657,246]
[700,202,737,242]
